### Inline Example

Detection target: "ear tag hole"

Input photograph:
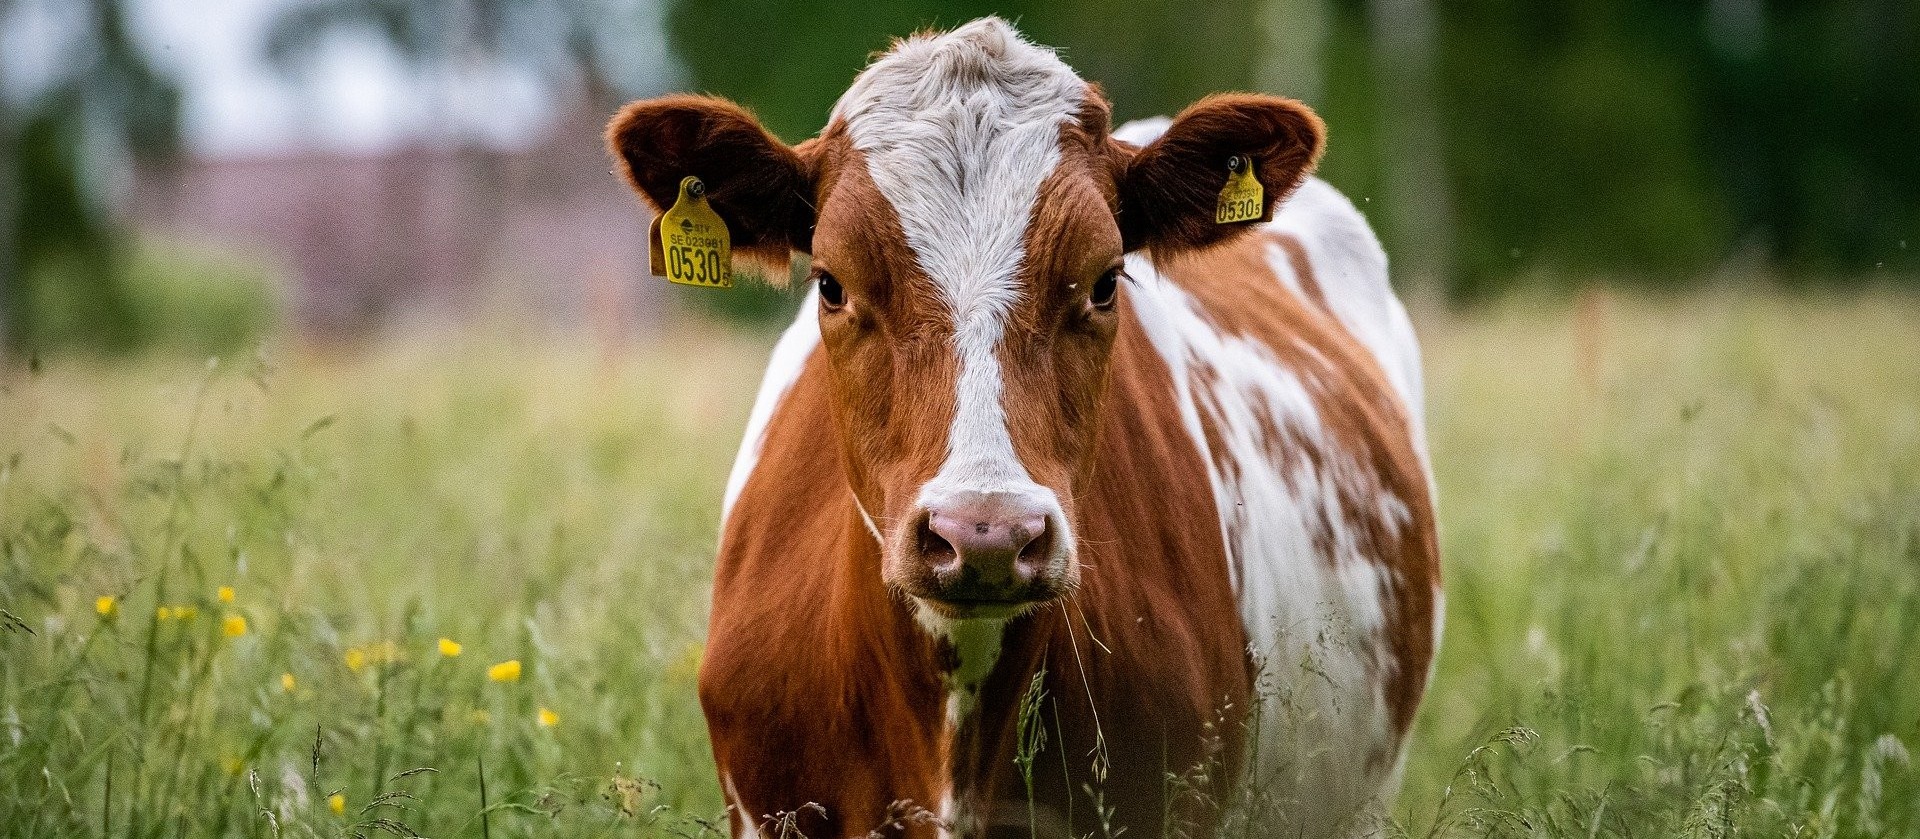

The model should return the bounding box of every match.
[653,175,733,288]
[1215,155,1265,225]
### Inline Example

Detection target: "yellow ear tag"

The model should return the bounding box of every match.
[1214,155,1264,224]
[653,176,732,288]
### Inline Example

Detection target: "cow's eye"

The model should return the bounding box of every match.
[817,271,846,309]
[1090,267,1121,311]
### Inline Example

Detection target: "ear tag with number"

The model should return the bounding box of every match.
[1214,155,1264,224]
[652,176,732,288]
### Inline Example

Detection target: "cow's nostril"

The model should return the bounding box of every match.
[919,501,1056,601]
[1017,522,1050,563]
[917,514,958,567]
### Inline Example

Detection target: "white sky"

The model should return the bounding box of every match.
[0,0,677,157]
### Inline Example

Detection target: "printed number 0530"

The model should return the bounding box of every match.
[668,246,724,284]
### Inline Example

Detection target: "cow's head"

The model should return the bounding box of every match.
[609,18,1323,625]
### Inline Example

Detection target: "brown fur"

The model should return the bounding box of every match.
[1161,229,1439,739]
[605,95,821,274]
[709,299,1249,838]
[1114,94,1326,254]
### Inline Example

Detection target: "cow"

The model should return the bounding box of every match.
[606,17,1440,839]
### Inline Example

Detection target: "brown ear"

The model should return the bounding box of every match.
[606,95,817,272]
[1115,94,1325,254]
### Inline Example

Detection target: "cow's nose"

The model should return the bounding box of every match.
[918,496,1052,602]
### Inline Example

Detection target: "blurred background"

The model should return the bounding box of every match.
[4,5,1918,834]
[1,0,1915,355]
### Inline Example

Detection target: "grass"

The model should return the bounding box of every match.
[2,290,1916,838]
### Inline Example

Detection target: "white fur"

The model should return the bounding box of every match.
[723,772,762,839]
[1121,115,1433,837]
[913,609,1007,839]
[1267,177,1429,459]
[927,615,1008,724]
[1112,116,1172,146]
[721,286,822,524]
[833,17,1082,572]
[1128,251,1401,835]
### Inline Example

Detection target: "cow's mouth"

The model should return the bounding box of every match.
[913,589,1057,621]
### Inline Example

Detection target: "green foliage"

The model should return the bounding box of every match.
[0,0,184,353]
[116,240,281,355]
[261,0,668,106]
[661,1,1267,143]
[1400,290,1920,836]
[680,259,809,328]
[664,1,1920,300]
[1428,2,1735,294]
[1,332,745,837]
[4,108,135,352]
[15,237,279,355]
[2,292,1917,835]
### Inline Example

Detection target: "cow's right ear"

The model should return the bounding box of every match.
[606,95,818,272]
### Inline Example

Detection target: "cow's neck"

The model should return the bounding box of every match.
[835,509,1040,837]
[916,610,1007,725]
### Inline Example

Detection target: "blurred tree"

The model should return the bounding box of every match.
[0,0,183,352]
[10,0,1899,346]
[1325,0,1918,298]
[1423,0,1736,297]
[661,0,1918,300]
[263,0,679,135]
[1700,0,1920,280]
[659,1,1268,143]
[1363,0,1453,288]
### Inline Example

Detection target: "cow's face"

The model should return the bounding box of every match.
[610,18,1323,626]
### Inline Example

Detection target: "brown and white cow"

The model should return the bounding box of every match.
[607,17,1440,839]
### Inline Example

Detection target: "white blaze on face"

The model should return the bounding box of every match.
[832,17,1083,543]
[833,21,1082,826]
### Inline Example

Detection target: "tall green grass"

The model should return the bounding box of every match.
[2,292,1915,837]
[1402,291,1919,837]
[1,328,752,838]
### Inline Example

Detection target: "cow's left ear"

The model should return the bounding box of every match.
[1113,94,1325,255]
[606,94,819,277]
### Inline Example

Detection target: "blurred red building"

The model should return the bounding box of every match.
[130,110,665,338]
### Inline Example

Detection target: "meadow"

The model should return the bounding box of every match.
[1,291,1916,838]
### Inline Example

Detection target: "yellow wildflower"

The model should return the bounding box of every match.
[281,672,297,693]
[156,606,171,621]
[95,596,117,618]
[223,614,248,637]
[537,707,559,727]
[328,793,346,815]
[438,637,463,657]
[175,605,197,620]
[343,641,404,672]
[468,709,491,725]
[217,586,235,603]
[487,659,521,682]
